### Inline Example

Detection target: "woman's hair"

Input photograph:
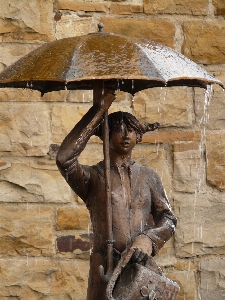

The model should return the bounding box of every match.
[94,111,159,143]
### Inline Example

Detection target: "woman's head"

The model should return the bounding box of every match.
[95,111,159,143]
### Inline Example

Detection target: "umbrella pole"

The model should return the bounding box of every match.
[103,111,114,276]
[93,83,114,280]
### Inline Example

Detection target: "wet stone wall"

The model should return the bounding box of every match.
[0,0,225,299]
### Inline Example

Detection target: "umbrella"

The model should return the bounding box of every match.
[0,24,223,282]
[0,25,223,94]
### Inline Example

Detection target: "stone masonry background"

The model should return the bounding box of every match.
[0,0,225,299]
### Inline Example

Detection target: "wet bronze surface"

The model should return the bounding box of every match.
[0,33,223,95]
[56,86,179,299]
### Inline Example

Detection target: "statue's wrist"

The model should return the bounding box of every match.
[142,232,159,256]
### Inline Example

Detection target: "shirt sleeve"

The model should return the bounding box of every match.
[143,171,177,256]
[56,107,103,203]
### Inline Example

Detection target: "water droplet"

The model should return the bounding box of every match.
[117,79,120,92]
[164,87,168,101]
[130,96,134,108]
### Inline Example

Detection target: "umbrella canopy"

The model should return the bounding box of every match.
[0,32,223,95]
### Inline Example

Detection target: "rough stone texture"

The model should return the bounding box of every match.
[133,87,193,127]
[100,17,175,48]
[144,0,209,15]
[51,100,131,144]
[174,192,225,257]
[0,258,89,300]
[0,0,54,42]
[142,130,202,144]
[57,206,90,230]
[213,0,225,15]
[173,141,204,193]
[55,14,92,39]
[206,133,225,191]
[0,162,74,203]
[66,89,93,103]
[165,270,197,300]
[200,259,225,299]
[0,43,41,68]
[51,103,92,143]
[0,103,50,156]
[110,3,143,14]
[194,72,225,130]
[0,205,53,256]
[182,20,225,64]
[0,88,68,102]
[57,0,109,13]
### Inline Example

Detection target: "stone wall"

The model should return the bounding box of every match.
[0,0,225,299]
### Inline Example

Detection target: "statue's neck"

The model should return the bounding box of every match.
[109,151,132,167]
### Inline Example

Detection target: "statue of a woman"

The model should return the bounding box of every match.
[56,84,177,300]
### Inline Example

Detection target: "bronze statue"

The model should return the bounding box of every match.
[56,84,178,300]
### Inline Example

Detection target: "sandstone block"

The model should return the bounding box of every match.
[174,192,225,257]
[0,43,41,67]
[0,205,53,256]
[0,102,50,156]
[194,72,225,130]
[206,133,225,191]
[100,17,175,48]
[200,259,225,299]
[213,0,225,15]
[57,0,108,12]
[0,162,74,203]
[57,206,90,230]
[67,89,93,103]
[0,0,54,42]
[154,238,177,267]
[144,0,208,15]
[51,99,131,144]
[165,270,197,300]
[133,87,193,127]
[182,20,225,64]
[0,88,68,102]
[173,141,204,193]
[55,14,92,39]
[142,130,202,144]
[51,103,91,143]
[79,143,104,166]
[0,258,89,299]
[110,3,143,14]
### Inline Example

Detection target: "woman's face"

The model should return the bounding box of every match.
[109,122,137,155]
